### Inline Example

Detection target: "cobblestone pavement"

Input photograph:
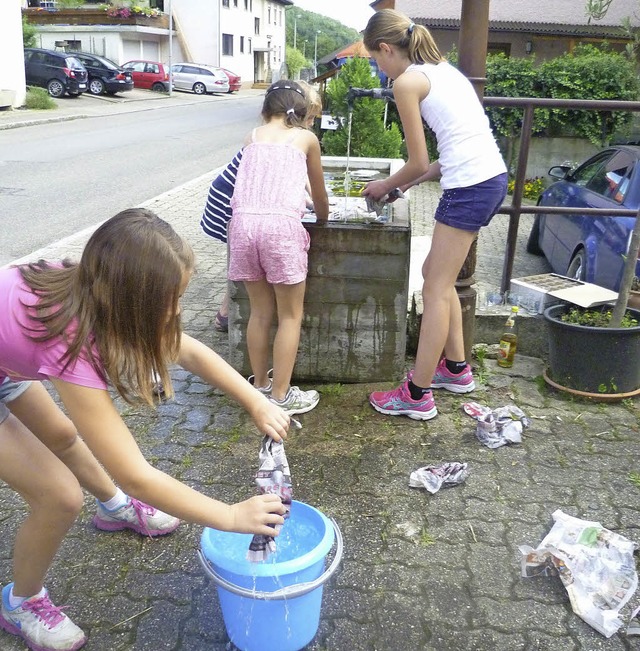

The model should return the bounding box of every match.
[0,98,639,651]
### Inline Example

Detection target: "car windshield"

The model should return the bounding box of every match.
[90,56,119,70]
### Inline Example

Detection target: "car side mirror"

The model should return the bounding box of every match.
[548,165,571,180]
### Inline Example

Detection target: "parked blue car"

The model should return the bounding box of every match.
[527,145,640,291]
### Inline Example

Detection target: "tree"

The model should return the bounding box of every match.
[285,46,308,80]
[22,16,37,48]
[321,57,402,159]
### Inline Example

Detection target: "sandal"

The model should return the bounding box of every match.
[214,311,229,332]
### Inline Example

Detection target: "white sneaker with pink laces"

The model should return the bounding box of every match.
[93,498,180,537]
[0,584,86,651]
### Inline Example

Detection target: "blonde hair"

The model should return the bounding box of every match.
[262,80,308,128]
[19,208,195,405]
[297,80,322,122]
[363,9,445,65]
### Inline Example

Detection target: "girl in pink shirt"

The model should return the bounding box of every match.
[0,208,290,651]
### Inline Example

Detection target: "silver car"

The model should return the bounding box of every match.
[170,63,230,94]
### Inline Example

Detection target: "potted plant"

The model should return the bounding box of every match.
[543,207,640,399]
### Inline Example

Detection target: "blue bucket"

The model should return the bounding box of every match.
[198,500,343,651]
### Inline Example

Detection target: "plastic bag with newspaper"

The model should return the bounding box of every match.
[463,402,529,448]
[519,509,638,637]
[246,436,292,562]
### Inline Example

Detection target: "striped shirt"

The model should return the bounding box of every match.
[200,149,243,244]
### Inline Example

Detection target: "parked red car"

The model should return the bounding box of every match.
[121,60,170,91]
[221,68,241,93]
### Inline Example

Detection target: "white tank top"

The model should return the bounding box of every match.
[408,61,507,189]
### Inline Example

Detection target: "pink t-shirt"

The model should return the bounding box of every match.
[0,266,108,389]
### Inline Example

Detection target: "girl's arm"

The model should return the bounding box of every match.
[362,71,432,201]
[305,134,329,222]
[178,333,289,442]
[52,378,286,534]
[401,161,442,191]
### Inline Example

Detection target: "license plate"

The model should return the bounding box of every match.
[79,84,86,89]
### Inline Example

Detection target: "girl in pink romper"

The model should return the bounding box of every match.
[229,81,329,416]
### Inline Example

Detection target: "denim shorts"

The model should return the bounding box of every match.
[0,378,32,425]
[434,173,508,232]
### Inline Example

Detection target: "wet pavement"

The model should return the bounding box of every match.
[0,93,639,651]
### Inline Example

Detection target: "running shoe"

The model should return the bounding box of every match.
[269,385,319,415]
[93,498,180,537]
[0,584,86,651]
[248,368,274,396]
[369,381,437,420]
[430,358,475,393]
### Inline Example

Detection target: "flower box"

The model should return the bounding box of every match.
[22,7,169,28]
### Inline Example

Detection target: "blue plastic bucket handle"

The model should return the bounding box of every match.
[198,517,343,601]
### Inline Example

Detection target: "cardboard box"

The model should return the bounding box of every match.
[509,274,618,314]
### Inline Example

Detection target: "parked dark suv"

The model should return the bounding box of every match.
[24,48,88,98]
[73,52,134,96]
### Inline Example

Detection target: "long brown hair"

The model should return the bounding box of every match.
[19,208,195,405]
[363,9,445,65]
[262,80,308,128]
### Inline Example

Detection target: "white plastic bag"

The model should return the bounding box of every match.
[519,509,638,637]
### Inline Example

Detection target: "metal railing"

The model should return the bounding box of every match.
[482,96,640,293]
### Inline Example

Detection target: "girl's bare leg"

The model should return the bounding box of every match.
[8,383,118,502]
[411,222,478,389]
[0,413,83,597]
[271,281,306,401]
[244,279,276,390]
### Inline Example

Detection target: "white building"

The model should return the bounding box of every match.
[16,0,291,95]
[1,0,27,107]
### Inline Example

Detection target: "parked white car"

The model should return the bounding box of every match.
[170,63,230,94]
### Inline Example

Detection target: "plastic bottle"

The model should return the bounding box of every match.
[497,306,519,368]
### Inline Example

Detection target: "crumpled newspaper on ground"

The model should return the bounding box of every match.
[246,436,292,562]
[519,509,638,638]
[463,401,529,448]
[409,462,469,494]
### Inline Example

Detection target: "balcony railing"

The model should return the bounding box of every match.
[22,7,169,28]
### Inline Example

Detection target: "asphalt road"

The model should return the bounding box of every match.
[0,92,263,266]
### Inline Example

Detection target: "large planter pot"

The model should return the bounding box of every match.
[543,303,640,398]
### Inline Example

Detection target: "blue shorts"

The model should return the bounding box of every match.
[434,173,508,232]
[0,378,32,425]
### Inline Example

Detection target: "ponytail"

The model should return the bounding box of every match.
[363,9,444,65]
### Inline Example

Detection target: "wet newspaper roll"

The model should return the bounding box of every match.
[246,436,292,563]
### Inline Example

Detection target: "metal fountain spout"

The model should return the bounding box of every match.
[346,87,395,109]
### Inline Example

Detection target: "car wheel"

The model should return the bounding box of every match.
[526,215,543,255]
[193,82,207,95]
[567,248,587,281]
[89,78,105,95]
[47,79,65,98]
[152,82,166,92]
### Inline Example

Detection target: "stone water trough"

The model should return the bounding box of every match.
[228,156,410,383]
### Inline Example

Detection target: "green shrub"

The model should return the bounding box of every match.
[24,87,57,110]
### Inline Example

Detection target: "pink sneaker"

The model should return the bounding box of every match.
[430,358,475,393]
[369,381,437,420]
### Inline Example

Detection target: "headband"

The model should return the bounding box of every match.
[266,83,306,98]
[408,22,415,34]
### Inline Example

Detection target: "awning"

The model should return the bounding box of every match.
[253,46,273,52]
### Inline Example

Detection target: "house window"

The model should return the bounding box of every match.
[233,0,238,5]
[488,42,511,56]
[248,37,252,53]
[279,9,282,26]
[222,33,234,56]
[268,5,271,23]
[222,0,229,6]
[240,36,245,53]
[244,0,248,8]
[254,17,260,34]
[65,40,82,51]
[278,45,281,62]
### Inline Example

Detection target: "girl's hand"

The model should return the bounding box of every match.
[229,494,286,535]
[362,179,390,202]
[249,396,290,442]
